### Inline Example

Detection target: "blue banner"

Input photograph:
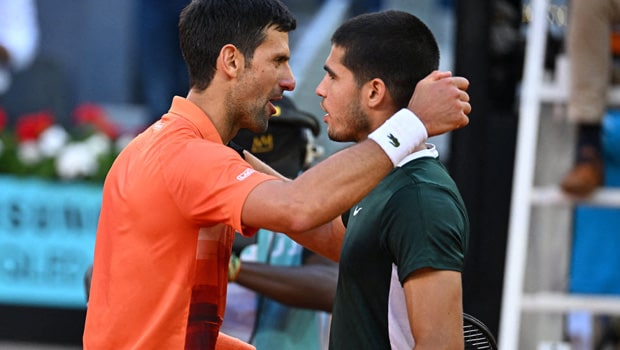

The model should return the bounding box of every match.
[0,175,101,309]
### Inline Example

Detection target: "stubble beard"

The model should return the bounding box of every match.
[225,87,270,134]
[327,100,371,143]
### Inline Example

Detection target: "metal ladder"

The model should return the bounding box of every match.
[498,0,620,348]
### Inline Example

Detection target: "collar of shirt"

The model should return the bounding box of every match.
[397,143,439,167]
[167,96,224,144]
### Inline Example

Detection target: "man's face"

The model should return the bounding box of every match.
[315,45,370,143]
[227,27,296,133]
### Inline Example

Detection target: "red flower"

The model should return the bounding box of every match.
[0,107,7,133]
[15,111,55,142]
[73,103,119,139]
[73,103,106,124]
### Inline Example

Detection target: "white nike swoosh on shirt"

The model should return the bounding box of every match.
[353,207,363,216]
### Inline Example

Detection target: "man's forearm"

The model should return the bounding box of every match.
[235,262,337,312]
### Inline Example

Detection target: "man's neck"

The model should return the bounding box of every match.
[186,88,238,144]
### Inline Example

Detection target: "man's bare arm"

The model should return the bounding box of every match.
[234,252,338,312]
[403,269,464,350]
[242,150,290,181]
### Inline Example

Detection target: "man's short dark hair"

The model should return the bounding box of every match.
[179,0,296,90]
[331,10,439,109]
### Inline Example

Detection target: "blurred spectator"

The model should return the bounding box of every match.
[0,0,39,95]
[560,0,620,196]
[221,96,334,350]
[134,0,189,124]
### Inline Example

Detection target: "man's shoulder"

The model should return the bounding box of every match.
[397,158,459,191]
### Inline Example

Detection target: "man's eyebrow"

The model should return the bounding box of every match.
[323,65,335,76]
[276,53,290,62]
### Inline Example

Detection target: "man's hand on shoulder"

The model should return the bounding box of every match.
[408,70,471,137]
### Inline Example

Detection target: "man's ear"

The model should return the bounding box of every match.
[218,44,244,78]
[364,78,387,108]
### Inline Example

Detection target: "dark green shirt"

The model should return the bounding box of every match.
[329,155,469,349]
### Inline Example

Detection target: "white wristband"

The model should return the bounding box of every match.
[368,108,427,167]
